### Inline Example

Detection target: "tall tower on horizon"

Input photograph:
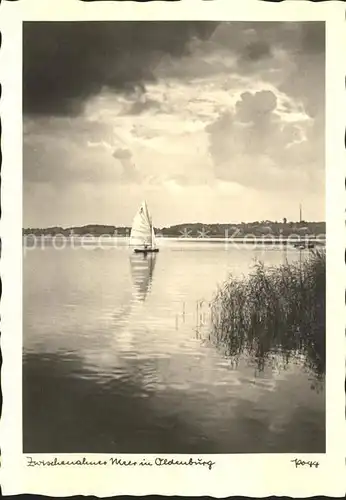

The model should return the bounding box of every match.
[299,203,302,223]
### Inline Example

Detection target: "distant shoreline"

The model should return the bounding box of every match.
[23,221,326,240]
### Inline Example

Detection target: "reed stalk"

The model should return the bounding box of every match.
[210,250,325,377]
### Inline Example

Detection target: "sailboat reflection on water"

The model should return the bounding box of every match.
[130,201,159,254]
[129,252,157,303]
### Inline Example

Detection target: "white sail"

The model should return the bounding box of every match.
[130,201,156,248]
[151,226,156,248]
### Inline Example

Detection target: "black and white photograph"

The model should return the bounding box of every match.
[22,19,327,455]
[1,0,346,496]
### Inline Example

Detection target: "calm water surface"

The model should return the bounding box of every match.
[23,239,325,453]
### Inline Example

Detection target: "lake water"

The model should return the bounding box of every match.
[23,238,325,453]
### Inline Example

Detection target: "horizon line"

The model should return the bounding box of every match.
[23,220,326,230]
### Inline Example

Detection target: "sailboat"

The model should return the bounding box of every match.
[129,201,159,254]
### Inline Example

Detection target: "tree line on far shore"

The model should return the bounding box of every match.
[23,220,326,238]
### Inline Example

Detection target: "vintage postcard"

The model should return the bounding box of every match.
[0,0,344,496]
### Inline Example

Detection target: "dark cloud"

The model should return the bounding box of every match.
[224,22,325,121]
[23,21,218,116]
[24,21,324,117]
[301,22,325,54]
[232,23,325,118]
[112,148,132,160]
[240,22,324,59]
[206,22,324,63]
[243,40,272,62]
[206,90,321,191]
[235,90,277,123]
[112,147,141,183]
[277,23,325,120]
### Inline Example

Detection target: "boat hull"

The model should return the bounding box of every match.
[293,243,315,250]
[134,248,159,254]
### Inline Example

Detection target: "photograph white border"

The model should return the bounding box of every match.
[0,0,345,496]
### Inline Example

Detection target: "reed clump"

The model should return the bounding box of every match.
[210,250,325,377]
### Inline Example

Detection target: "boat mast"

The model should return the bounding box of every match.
[149,216,153,248]
[144,200,153,248]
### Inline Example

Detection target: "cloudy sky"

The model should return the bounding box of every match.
[23,21,325,228]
